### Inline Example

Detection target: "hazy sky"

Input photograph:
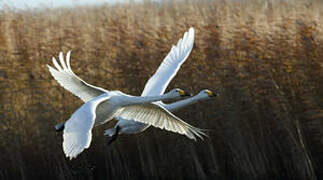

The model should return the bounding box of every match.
[0,0,140,9]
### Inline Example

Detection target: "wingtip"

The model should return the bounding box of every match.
[67,50,72,59]
[192,127,209,141]
[66,50,72,58]
[66,50,72,71]
[47,64,56,72]
[188,27,195,41]
[64,150,76,161]
[59,51,68,70]
[52,57,57,64]
[188,27,195,35]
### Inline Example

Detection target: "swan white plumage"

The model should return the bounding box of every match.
[48,28,206,159]
[141,28,195,96]
[104,28,216,139]
[60,89,186,159]
[105,90,216,137]
[113,27,205,139]
[163,90,216,111]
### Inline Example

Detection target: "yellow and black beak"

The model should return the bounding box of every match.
[206,90,217,97]
[179,90,192,97]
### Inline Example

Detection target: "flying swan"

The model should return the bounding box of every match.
[105,90,216,143]
[104,28,216,143]
[48,28,206,159]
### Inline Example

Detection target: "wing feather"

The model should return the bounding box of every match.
[141,28,195,96]
[63,95,110,159]
[117,103,207,140]
[47,51,108,102]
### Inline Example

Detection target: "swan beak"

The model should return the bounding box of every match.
[207,90,217,97]
[179,90,192,97]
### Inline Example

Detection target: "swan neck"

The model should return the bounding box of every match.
[165,95,201,111]
[123,94,172,106]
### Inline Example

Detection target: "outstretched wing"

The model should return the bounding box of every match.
[47,51,108,102]
[141,28,195,96]
[117,103,207,140]
[63,94,110,159]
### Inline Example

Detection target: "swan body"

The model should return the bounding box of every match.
[81,90,187,126]
[105,90,216,136]
[61,89,187,159]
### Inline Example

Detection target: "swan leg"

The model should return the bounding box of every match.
[107,126,121,145]
[55,122,65,132]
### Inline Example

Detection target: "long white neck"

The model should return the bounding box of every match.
[164,95,208,112]
[122,93,178,106]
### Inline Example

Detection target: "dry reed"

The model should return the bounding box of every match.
[0,0,322,179]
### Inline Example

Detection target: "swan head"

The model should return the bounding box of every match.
[197,89,217,98]
[167,88,192,98]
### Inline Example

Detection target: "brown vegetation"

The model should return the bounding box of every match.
[0,0,323,179]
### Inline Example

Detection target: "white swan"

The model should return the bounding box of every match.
[54,28,210,141]
[104,27,216,142]
[59,87,188,159]
[47,28,206,159]
[104,89,216,140]
[48,53,192,159]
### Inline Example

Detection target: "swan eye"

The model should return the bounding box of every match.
[178,90,185,96]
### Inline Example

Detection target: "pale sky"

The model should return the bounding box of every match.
[0,0,145,10]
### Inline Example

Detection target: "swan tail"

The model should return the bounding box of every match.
[55,122,65,132]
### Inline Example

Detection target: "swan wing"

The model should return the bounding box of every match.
[117,103,206,140]
[63,95,110,159]
[47,51,108,102]
[141,28,195,96]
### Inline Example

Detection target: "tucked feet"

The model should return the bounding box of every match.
[107,126,121,145]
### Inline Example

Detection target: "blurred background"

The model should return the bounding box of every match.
[0,0,323,179]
